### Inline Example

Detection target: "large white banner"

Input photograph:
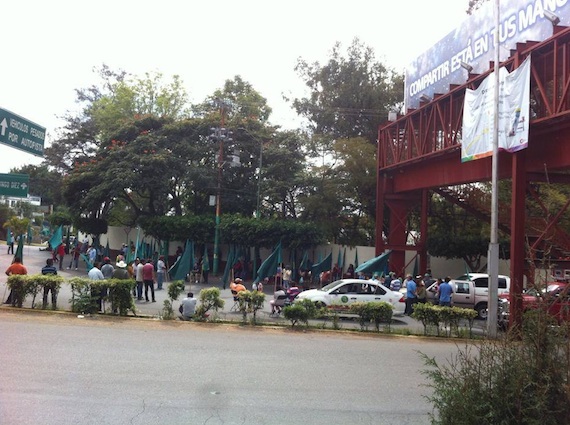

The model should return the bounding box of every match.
[461,56,531,162]
[405,0,568,110]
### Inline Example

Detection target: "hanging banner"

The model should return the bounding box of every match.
[461,56,531,162]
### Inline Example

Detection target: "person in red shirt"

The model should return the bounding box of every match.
[4,256,28,305]
[56,243,66,271]
[142,258,156,302]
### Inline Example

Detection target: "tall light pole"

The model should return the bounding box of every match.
[210,126,233,275]
[256,140,263,219]
[487,0,501,338]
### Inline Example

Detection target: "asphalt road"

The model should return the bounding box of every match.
[0,310,462,425]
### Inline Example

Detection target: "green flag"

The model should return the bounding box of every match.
[254,242,282,284]
[354,248,359,268]
[26,225,33,244]
[299,250,309,270]
[222,244,236,287]
[311,251,332,281]
[202,245,210,272]
[6,227,13,245]
[13,235,24,263]
[48,225,63,250]
[173,240,193,281]
[413,256,419,278]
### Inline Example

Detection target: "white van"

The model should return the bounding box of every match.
[427,273,511,319]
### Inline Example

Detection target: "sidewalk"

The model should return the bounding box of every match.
[0,243,485,335]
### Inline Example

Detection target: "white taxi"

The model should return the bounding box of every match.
[295,279,406,316]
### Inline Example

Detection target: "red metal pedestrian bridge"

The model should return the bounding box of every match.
[376,25,570,327]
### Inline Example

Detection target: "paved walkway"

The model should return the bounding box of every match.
[0,242,487,335]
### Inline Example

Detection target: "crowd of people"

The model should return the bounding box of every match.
[4,234,457,319]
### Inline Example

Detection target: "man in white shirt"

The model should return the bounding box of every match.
[179,292,197,320]
[135,258,144,300]
[156,255,167,290]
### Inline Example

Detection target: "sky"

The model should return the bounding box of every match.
[0,0,468,173]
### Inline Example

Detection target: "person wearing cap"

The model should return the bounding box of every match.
[230,278,246,293]
[390,272,402,291]
[101,257,114,279]
[404,274,417,315]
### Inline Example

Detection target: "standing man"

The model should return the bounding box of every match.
[179,292,197,320]
[100,257,114,310]
[134,258,144,300]
[67,242,81,270]
[100,257,114,279]
[4,256,28,305]
[57,242,66,271]
[6,232,14,255]
[390,273,402,291]
[282,265,292,290]
[41,258,58,309]
[156,255,166,290]
[404,274,417,315]
[88,261,105,312]
[437,276,454,307]
[142,258,156,302]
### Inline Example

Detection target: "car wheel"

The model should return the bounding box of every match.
[315,301,326,309]
[476,303,488,320]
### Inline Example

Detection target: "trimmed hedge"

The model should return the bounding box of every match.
[349,301,394,331]
[69,277,136,316]
[7,274,64,309]
[412,303,477,337]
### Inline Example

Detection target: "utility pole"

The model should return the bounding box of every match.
[487,0,500,338]
[211,100,232,276]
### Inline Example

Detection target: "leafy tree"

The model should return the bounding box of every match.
[10,164,64,206]
[193,75,272,124]
[0,203,14,239]
[292,38,404,245]
[427,194,509,271]
[3,216,30,239]
[293,38,403,144]
[45,65,190,174]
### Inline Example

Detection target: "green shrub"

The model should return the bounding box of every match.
[411,302,442,335]
[68,277,99,314]
[349,302,374,331]
[421,309,570,424]
[195,287,224,320]
[349,302,394,331]
[412,303,477,337]
[68,277,135,316]
[7,275,28,308]
[283,299,317,328]
[106,278,136,316]
[162,280,186,320]
[33,274,64,310]
[237,290,266,324]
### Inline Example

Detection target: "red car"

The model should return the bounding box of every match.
[500,282,570,323]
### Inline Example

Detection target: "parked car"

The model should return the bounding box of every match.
[499,282,570,324]
[426,273,511,319]
[294,279,406,316]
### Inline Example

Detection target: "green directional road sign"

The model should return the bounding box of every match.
[0,107,45,156]
[0,173,30,198]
